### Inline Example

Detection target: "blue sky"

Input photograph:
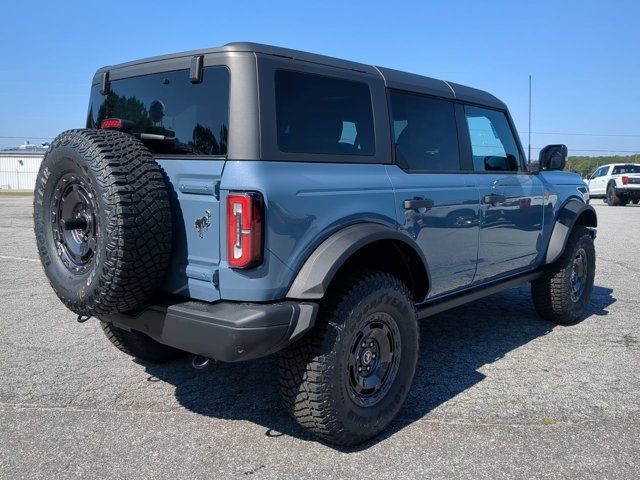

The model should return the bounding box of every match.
[1,0,639,157]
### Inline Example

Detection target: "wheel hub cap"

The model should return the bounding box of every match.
[346,312,401,407]
[50,173,99,274]
[570,248,588,302]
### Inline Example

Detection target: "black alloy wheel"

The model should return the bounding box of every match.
[50,172,99,274]
[346,312,402,408]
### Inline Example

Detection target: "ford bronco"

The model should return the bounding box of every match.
[33,43,597,446]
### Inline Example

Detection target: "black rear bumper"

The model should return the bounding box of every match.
[101,299,318,362]
[616,187,640,199]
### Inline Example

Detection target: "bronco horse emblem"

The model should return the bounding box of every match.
[194,210,211,238]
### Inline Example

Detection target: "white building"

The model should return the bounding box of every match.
[0,150,46,191]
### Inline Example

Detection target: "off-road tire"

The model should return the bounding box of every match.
[606,184,627,206]
[33,129,172,317]
[101,322,185,363]
[278,270,419,446]
[532,226,595,325]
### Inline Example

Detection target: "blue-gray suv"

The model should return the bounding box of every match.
[33,43,597,446]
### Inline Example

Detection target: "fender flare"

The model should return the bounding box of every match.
[545,199,597,265]
[286,223,430,300]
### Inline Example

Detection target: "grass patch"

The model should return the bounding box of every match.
[0,190,34,196]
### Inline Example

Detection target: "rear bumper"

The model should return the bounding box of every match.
[101,299,318,362]
[616,187,640,198]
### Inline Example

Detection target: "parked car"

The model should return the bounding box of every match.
[587,163,640,205]
[33,42,597,446]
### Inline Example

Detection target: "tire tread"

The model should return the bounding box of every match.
[278,269,416,446]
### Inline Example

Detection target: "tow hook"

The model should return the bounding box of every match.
[192,355,211,370]
[77,315,92,323]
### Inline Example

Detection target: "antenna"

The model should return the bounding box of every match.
[528,75,532,163]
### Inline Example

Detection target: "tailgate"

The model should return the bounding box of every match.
[156,158,225,302]
[624,174,640,185]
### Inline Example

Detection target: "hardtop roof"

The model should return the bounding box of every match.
[96,42,506,109]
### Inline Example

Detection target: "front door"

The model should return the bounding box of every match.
[587,166,609,196]
[463,105,545,283]
[387,91,480,298]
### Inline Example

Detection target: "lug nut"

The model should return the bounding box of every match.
[358,366,362,372]
[369,342,374,347]
[366,366,371,371]
[362,342,366,348]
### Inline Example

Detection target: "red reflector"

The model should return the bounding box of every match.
[227,192,263,269]
[622,176,629,185]
[101,118,122,129]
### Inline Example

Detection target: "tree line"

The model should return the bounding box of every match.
[565,154,639,178]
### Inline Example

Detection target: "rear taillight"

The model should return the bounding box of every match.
[622,176,629,185]
[227,192,263,269]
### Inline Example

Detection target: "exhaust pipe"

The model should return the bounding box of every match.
[191,355,211,370]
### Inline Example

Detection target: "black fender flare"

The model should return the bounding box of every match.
[545,199,597,265]
[286,223,430,300]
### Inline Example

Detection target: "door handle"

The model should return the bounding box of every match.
[483,193,507,206]
[403,196,435,211]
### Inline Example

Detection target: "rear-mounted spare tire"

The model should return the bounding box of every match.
[33,129,172,317]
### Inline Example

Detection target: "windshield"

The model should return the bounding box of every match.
[613,165,640,175]
[87,67,229,155]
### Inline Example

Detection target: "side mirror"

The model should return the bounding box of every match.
[539,144,568,171]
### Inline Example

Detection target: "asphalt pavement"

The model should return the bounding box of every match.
[0,195,638,479]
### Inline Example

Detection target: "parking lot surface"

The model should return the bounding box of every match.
[0,195,638,479]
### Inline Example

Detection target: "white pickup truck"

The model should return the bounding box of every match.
[588,163,640,206]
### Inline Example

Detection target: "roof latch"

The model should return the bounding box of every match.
[99,71,110,95]
[189,55,204,84]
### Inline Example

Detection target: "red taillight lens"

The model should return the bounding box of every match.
[227,192,263,269]
[101,118,123,129]
[622,176,629,185]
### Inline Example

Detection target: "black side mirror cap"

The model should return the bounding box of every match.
[539,144,568,171]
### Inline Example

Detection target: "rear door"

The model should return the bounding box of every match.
[462,105,545,283]
[386,91,480,298]
[87,66,231,302]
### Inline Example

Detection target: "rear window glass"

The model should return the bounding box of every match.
[613,165,640,174]
[275,70,375,156]
[87,67,229,155]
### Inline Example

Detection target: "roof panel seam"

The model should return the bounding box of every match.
[442,80,457,98]
[372,66,387,84]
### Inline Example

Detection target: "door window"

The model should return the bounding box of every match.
[592,166,608,178]
[389,92,461,171]
[465,106,521,172]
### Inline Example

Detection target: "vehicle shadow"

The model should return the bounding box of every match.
[141,284,615,451]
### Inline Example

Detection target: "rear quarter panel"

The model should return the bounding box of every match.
[218,161,397,301]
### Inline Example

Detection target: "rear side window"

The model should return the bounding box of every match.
[465,105,520,172]
[613,165,640,174]
[275,70,375,156]
[87,67,230,155]
[389,92,460,171]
